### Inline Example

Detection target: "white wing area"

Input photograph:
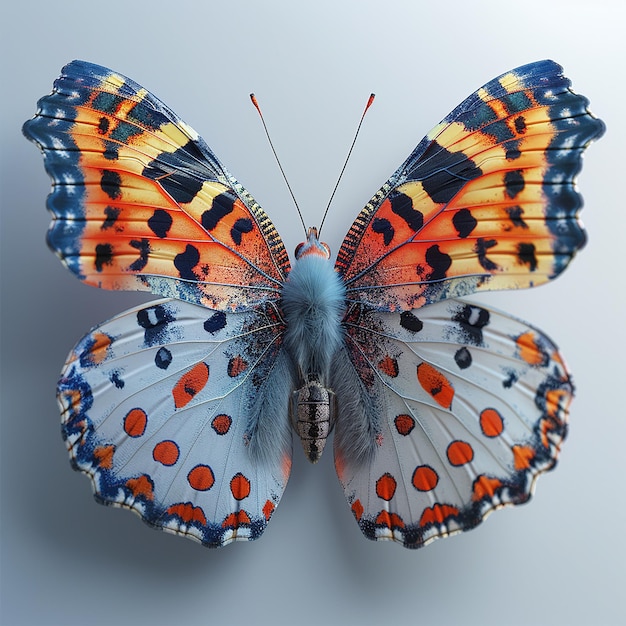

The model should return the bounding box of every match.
[58,298,293,547]
[335,298,572,548]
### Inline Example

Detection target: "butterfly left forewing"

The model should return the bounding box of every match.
[336,60,604,310]
[23,60,290,311]
[59,298,294,546]
[334,299,571,547]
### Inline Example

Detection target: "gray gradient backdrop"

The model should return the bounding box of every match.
[2,1,624,624]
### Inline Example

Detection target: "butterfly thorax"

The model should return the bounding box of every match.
[282,228,345,462]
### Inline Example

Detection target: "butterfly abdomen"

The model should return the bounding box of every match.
[291,381,336,463]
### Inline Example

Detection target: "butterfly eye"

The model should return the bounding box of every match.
[294,242,304,257]
[321,242,331,258]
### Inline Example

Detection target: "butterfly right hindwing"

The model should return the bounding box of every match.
[334,298,572,548]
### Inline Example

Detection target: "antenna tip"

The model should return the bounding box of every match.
[367,93,376,109]
[250,93,261,112]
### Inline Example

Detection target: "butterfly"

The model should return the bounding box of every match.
[23,60,604,549]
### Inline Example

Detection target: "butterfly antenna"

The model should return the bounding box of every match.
[319,93,375,234]
[250,94,307,235]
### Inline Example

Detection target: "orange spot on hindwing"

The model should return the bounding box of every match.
[167,502,207,525]
[516,331,547,366]
[230,473,251,500]
[172,362,209,408]
[447,440,474,466]
[480,408,504,437]
[87,332,113,364]
[262,500,275,520]
[227,355,248,377]
[124,408,147,437]
[419,504,459,527]
[394,414,415,436]
[378,355,399,377]
[513,445,536,470]
[472,475,502,501]
[222,510,251,528]
[153,440,179,466]
[375,473,397,501]
[187,464,215,491]
[126,475,154,500]
[93,444,115,469]
[417,363,454,408]
[412,465,439,492]
[351,499,364,521]
[375,510,405,529]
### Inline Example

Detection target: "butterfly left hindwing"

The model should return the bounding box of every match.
[59,298,294,546]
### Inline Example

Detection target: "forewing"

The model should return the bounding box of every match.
[23,60,290,311]
[59,298,294,547]
[334,300,571,548]
[336,60,604,310]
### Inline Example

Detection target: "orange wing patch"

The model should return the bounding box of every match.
[336,62,604,311]
[26,62,290,311]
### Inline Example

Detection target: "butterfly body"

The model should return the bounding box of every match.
[282,227,345,462]
[24,60,604,548]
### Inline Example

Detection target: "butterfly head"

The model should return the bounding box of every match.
[294,227,331,260]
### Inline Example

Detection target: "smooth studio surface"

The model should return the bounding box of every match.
[1,1,623,624]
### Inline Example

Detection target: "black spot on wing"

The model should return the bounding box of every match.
[102,206,120,230]
[110,121,143,144]
[504,140,522,161]
[400,311,423,333]
[451,304,490,346]
[454,347,472,369]
[201,192,236,231]
[137,304,176,347]
[231,218,253,245]
[155,347,172,370]
[372,218,394,246]
[128,238,150,271]
[101,170,122,200]
[174,244,200,281]
[409,142,482,205]
[425,245,452,281]
[390,191,423,231]
[504,170,525,198]
[503,370,518,388]
[452,208,477,238]
[97,117,110,134]
[148,209,173,238]
[506,206,528,229]
[94,243,113,272]
[103,141,119,160]
[142,142,208,204]
[514,116,527,134]
[92,92,125,114]
[110,371,125,389]
[204,311,227,334]
[126,101,169,130]
[475,238,499,271]
[517,242,538,271]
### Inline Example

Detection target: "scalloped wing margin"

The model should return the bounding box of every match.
[336,60,605,311]
[58,298,294,547]
[333,299,571,548]
[23,60,290,311]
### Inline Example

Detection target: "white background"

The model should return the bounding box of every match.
[1,1,624,624]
